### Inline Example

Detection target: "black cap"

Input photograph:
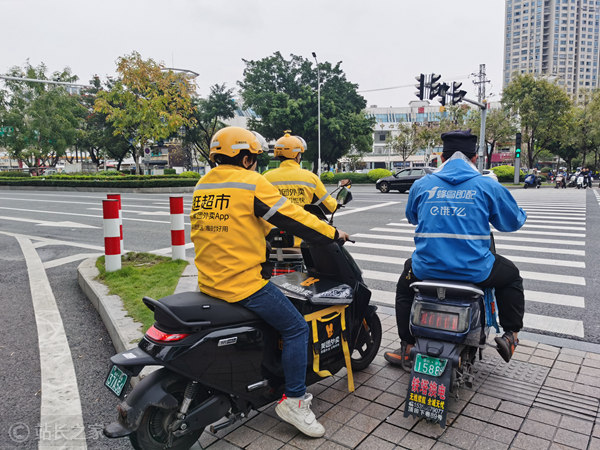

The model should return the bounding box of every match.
[441,130,477,159]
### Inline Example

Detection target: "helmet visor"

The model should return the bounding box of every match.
[250,131,268,154]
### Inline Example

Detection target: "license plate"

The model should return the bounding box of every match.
[105,365,129,398]
[414,354,448,377]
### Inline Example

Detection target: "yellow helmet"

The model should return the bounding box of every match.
[209,126,267,162]
[274,130,307,159]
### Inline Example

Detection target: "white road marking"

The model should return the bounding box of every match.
[349,251,406,266]
[151,242,195,255]
[523,313,584,338]
[526,290,585,308]
[43,253,103,269]
[0,231,105,251]
[335,201,400,216]
[16,236,87,449]
[0,215,99,229]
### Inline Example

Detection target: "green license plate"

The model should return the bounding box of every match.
[414,354,448,377]
[105,365,129,397]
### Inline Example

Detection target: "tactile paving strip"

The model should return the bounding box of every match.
[476,373,541,406]
[533,386,599,422]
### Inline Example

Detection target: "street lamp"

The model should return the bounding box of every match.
[312,52,321,177]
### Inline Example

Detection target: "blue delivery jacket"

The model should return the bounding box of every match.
[406,154,526,283]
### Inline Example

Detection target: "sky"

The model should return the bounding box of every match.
[1,0,506,108]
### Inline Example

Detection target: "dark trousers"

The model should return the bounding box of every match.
[395,255,525,345]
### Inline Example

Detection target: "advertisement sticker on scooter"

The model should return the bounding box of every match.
[404,362,451,427]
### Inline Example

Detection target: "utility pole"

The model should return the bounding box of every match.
[472,64,490,104]
[471,64,491,170]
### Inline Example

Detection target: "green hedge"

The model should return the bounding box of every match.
[164,168,177,175]
[367,169,392,182]
[320,172,371,184]
[491,165,525,182]
[179,171,201,179]
[0,171,30,177]
[0,178,198,188]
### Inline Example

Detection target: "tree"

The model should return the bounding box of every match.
[94,52,195,174]
[502,74,572,169]
[386,123,418,166]
[182,83,236,168]
[238,52,374,172]
[467,108,516,169]
[0,62,85,172]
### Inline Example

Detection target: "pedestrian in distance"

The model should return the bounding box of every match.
[384,130,527,368]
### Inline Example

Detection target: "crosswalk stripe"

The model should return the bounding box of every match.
[370,289,395,306]
[496,243,584,256]
[363,269,399,282]
[525,219,585,225]
[379,226,587,239]
[526,290,585,308]
[520,224,585,231]
[367,229,585,246]
[520,270,585,285]
[352,241,415,253]
[523,313,584,337]
[349,252,406,266]
[504,255,584,268]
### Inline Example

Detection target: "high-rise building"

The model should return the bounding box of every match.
[503,0,600,100]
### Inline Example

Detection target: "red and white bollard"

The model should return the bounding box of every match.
[107,194,124,254]
[103,199,122,272]
[170,196,186,260]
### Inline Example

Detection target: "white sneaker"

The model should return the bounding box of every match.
[275,393,325,438]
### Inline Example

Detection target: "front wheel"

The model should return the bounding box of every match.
[523,184,528,189]
[351,312,382,371]
[130,374,208,450]
[378,182,390,193]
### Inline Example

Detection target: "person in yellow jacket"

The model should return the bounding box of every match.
[190,126,349,438]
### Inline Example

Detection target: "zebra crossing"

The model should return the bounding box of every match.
[347,189,589,339]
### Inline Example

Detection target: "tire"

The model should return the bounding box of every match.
[378,182,390,193]
[398,189,406,193]
[523,184,528,189]
[129,373,208,450]
[351,312,382,372]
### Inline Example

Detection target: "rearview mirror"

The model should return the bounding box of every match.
[338,179,351,188]
[336,187,352,206]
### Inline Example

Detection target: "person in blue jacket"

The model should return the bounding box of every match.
[384,130,527,367]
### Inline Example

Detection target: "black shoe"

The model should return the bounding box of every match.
[384,342,412,371]
[494,332,518,363]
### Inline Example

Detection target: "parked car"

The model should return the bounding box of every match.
[482,169,498,182]
[375,167,435,193]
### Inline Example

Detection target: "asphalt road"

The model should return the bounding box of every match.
[0,185,598,448]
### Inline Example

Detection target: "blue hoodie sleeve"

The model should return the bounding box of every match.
[405,179,422,225]
[487,183,527,232]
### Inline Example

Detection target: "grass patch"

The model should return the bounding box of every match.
[96,252,189,332]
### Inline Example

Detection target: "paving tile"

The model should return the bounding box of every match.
[447,398,468,414]
[517,345,536,355]
[411,420,446,439]
[512,432,551,450]
[537,343,560,353]
[576,374,600,388]
[317,416,343,440]
[518,339,538,348]
[479,423,517,444]
[431,443,459,450]
[265,421,300,443]
[399,431,436,450]
[556,353,584,365]
[548,368,578,382]
[594,423,600,438]
[206,440,242,449]
[438,426,478,449]
[386,380,409,396]
[529,356,555,367]
[549,444,579,450]
[451,415,486,434]
[513,352,531,362]
[371,422,408,444]
[521,418,557,440]
[489,410,524,430]
[498,400,530,417]
[461,403,495,421]
[310,398,334,418]
[553,361,581,373]
[319,387,349,404]
[559,415,594,435]
[583,358,600,369]
[346,413,382,434]
[472,436,510,450]
[528,407,563,426]
[373,391,404,409]
[322,404,358,424]
[245,413,280,433]
[559,348,586,358]
[385,409,419,430]
[330,425,368,448]
[572,382,600,398]
[535,349,560,360]
[363,374,395,390]
[355,435,396,450]
[544,377,574,391]
[338,394,371,412]
[353,385,383,401]
[224,425,262,447]
[589,437,600,450]
[287,432,326,450]
[245,434,285,450]
[585,352,600,361]
[553,428,590,450]
[361,401,394,419]
[470,393,502,409]
[580,366,600,378]
[315,440,349,450]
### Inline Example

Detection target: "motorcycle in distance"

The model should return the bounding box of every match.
[554,174,566,189]
[523,173,541,189]
[102,182,382,450]
[402,236,498,428]
[576,173,587,189]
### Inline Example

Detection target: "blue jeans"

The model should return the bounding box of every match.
[238,281,308,398]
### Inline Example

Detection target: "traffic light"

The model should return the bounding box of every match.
[450,82,467,105]
[415,74,425,100]
[438,83,450,106]
[429,73,442,100]
[515,132,522,159]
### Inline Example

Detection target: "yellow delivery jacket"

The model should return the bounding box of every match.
[190,165,337,302]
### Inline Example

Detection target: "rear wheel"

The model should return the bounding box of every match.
[130,374,209,450]
[351,312,382,371]
[378,182,390,193]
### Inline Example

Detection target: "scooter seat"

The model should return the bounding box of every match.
[153,291,260,330]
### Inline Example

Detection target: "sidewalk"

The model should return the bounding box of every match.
[78,259,600,449]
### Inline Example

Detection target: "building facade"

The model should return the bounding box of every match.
[503,0,600,100]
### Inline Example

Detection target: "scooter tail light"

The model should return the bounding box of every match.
[146,325,189,342]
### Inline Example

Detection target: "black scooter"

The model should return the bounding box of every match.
[103,186,382,450]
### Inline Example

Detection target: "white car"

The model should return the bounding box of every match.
[482,169,498,182]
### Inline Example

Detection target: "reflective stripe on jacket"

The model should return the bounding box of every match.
[190,164,337,302]
[406,155,527,283]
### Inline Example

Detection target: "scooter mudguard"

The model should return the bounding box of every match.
[109,346,157,377]
[104,368,180,438]
[404,352,452,428]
